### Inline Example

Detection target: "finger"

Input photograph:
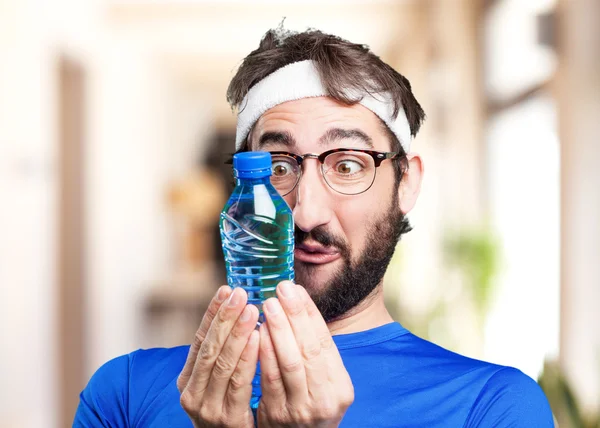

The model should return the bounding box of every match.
[296,285,350,385]
[297,285,339,358]
[276,282,328,397]
[259,322,286,410]
[262,297,308,404]
[177,285,232,392]
[185,287,248,396]
[224,328,260,415]
[205,304,259,404]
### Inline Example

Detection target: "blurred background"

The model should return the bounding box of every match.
[0,0,598,427]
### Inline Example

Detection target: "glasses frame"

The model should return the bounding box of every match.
[269,148,404,196]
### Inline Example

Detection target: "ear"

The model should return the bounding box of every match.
[398,153,423,215]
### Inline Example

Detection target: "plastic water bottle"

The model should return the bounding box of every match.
[219,151,295,419]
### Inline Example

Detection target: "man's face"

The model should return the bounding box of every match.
[249,97,407,321]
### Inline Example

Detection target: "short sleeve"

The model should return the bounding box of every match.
[464,367,555,427]
[73,354,130,427]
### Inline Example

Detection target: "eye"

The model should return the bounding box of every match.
[335,160,363,175]
[272,160,294,177]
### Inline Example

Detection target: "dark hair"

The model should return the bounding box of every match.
[227,28,425,131]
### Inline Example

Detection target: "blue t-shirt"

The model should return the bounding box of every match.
[74,322,554,427]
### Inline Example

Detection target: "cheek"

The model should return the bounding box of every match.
[335,194,383,249]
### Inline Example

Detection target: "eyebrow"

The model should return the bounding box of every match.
[318,128,373,148]
[257,127,373,150]
[257,131,297,150]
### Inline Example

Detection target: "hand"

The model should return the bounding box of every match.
[257,281,354,427]
[178,285,260,428]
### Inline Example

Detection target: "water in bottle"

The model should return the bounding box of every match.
[219,151,295,417]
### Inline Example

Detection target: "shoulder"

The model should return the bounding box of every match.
[394,332,499,373]
[88,345,190,391]
[464,366,555,427]
[74,353,131,426]
[128,345,190,379]
[389,333,554,426]
[74,346,190,427]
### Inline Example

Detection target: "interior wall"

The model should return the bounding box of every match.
[0,1,58,426]
[558,0,600,415]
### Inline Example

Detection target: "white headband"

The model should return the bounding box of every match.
[235,60,412,152]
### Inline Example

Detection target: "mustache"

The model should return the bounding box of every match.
[294,225,349,255]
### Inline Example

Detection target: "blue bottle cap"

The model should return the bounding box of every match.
[233,152,272,178]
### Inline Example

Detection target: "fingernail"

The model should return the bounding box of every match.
[265,298,281,315]
[216,287,229,303]
[240,305,252,322]
[228,289,241,307]
[280,281,296,299]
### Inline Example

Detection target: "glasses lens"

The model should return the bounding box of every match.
[322,151,376,195]
[270,154,300,195]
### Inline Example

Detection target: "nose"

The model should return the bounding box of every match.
[288,160,333,233]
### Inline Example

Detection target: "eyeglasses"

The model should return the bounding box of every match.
[268,148,404,196]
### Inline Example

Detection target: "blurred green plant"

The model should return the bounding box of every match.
[538,360,600,428]
[384,225,501,352]
[443,227,500,324]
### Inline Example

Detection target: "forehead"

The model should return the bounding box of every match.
[249,97,390,152]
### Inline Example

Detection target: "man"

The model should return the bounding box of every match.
[74,28,554,427]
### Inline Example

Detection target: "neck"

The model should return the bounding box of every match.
[326,284,394,336]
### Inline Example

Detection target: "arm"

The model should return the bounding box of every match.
[73,355,130,427]
[464,367,555,428]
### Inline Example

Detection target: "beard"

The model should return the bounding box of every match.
[294,195,408,322]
